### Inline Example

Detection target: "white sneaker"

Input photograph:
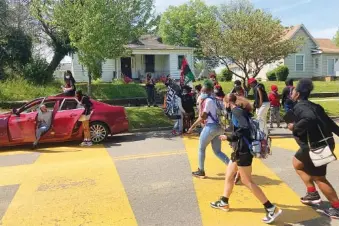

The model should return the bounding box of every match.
[262,206,282,224]
[86,141,93,146]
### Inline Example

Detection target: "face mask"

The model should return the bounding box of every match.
[200,93,209,99]
[214,89,218,93]
[182,92,188,95]
[65,76,70,79]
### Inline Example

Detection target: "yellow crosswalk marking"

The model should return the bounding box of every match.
[0,165,32,186]
[271,137,339,155]
[1,146,137,226]
[183,136,320,226]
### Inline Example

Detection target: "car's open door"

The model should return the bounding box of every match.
[52,98,85,139]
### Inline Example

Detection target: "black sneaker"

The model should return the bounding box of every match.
[192,169,206,178]
[323,207,339,219]
[262,206,282,224]
[300,191,322,205]
[210,197,229,212]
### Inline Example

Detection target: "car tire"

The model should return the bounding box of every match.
[90,121,109,143]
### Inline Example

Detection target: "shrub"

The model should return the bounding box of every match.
[155,82,167,96]
[220,68,233,81]
[22,56,53,85]
[275,65,289,81]
[0,77,60,101]
[266,70,277,81]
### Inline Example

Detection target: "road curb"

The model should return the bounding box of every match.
[130,126,172,133]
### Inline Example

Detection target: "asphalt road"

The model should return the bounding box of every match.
[0,128,339,226]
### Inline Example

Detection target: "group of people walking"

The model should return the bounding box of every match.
[165,75,339,223]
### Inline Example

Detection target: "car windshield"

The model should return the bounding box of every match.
[19,98,58,114]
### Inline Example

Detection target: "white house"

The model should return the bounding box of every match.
[228,24,339,81]
[70,35,195,82]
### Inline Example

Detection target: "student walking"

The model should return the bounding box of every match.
[268,85,281,128]
[248,78,270,136]
[231,80,245,97]
[172,92,186,135]
[287,79,339,219]
[187,80,230,178]
[210,93,282,224]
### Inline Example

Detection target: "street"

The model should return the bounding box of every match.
[0,130,339,226]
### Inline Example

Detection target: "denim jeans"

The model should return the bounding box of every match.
[146,87,155,106]
[173,115,183,133]
[198,123,230,171]
[34,124,49,144]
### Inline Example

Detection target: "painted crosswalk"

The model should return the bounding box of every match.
[0,133,338,226]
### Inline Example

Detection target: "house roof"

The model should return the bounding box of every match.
[127,35,194,51]
[315,39,339,54]
[282,24,318,47]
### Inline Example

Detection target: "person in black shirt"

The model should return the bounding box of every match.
[248,78,270,136]
[281,79,295,112]
[146,73,156,107]
[76,90,93,146]
[287,79,339,219]
[62,70,76,96]
[210,93,282,224]
[181,85,195,132]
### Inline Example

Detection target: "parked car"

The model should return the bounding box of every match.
[0,96,129,147]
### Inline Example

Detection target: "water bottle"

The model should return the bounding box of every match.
[252,141,261,157]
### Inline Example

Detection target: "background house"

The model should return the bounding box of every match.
[230,24,339,81]
[70,35,194,82]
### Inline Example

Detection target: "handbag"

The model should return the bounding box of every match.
[308,125,337,167]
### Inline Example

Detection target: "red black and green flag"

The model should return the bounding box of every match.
[180,57,195,86]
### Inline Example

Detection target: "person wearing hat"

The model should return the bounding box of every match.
[248,78,270,136]
[268,85,281,128]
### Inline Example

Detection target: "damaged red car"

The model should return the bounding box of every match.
[0,96,129,147]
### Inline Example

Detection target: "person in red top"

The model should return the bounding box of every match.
[268,85,281,128]
[209,73,219,86]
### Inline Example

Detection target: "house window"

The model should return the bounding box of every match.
[315,58,319,69]
[295,55,304,71]
[145,55,155,73]
[328,59,335,76]
[178,55,184,69]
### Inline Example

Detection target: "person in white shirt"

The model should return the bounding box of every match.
[187,80,230,178]
[33,105,52,149]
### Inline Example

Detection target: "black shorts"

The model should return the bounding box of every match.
[295,148,328,176]
[232,151,253,167]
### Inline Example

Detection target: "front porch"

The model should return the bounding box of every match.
[119,54,172,82]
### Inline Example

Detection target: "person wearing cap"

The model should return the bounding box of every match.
[268,85,281,128]
[248,78,270,136]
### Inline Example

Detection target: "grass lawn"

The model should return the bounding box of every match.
[194,81,339,94]
[316,101,339,117]
[125,107,173,130]
[0,78,146,102]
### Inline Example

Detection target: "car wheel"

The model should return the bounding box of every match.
[90,122,109,143]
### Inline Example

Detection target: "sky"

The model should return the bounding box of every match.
[60,0,338,64]
[155,0,339,39]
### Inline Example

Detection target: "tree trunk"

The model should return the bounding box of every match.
[87,71,92,96]
[46,50,67,78]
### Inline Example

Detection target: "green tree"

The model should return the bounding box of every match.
[158,0,218,69]
[54,0,155,94]
[334,29,339,47]
[199,0,301,86]
[30,0,74,77]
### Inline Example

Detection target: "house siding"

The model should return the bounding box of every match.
[284,28,317,79]
[169,52,194,78]
[101,59,115,82]
[71,54,88,82]
[71,49,194,81]
[320,54,339,76]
